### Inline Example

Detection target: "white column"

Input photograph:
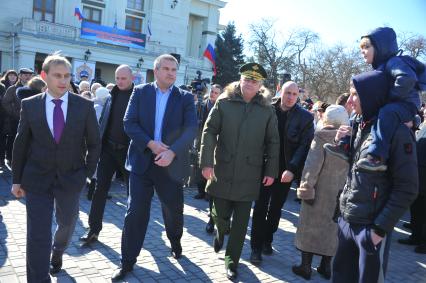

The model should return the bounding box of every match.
[16,50,36,71]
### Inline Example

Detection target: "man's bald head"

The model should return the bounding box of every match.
[282,81,298,92]
[115,65,133,90]
[280,81,299,110]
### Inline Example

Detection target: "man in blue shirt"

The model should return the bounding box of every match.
[111,54,198,281]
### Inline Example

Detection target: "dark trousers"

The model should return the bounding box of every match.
[5,132,16,161]
[5,119,18,161]
[369,102,416,161]
[120,165,184,267]
[332,217,391,283]
[250,179,292,250]
[0,133,6,162]
[88,141,129,234]
[197,176,207,195]
[26,186,81,283]
[0,119,5,161]
[212,197,252,270]
[411,194,426,243]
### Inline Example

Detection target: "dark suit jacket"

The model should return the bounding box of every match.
[124,83,197,183]
[12,92,101,193]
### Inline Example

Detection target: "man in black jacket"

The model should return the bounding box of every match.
[332,70,418,282]
[80,65,134,244]
[250,81,314,263]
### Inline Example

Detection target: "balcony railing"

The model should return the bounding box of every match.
[18,18,177,55]
[20,18,78,40]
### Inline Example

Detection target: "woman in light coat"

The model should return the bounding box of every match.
[292,105,350,280]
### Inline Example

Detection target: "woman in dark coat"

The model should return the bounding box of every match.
[0,70,18,90]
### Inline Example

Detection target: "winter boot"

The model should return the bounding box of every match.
[292,251,313,280]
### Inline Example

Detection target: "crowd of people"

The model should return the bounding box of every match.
[0,26,424,283]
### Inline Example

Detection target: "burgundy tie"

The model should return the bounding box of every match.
[52,99,64,144]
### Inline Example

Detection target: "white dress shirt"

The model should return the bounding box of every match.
[45,91,68,137]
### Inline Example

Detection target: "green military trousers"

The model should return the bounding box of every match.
[211,197,252,270]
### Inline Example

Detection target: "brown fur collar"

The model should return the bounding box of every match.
[218,81,272,106]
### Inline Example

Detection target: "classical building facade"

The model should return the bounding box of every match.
[0,0,225,84]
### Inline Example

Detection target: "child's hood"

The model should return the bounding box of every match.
[352,70,389,121]
[362,27,399,69]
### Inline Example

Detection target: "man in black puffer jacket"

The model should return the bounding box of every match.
[332,70,418,283]
[250,81,314,263]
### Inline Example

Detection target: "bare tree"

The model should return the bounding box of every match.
[248,19,297,88]
[398,32,426,61]
[293,29,319,88]
[304,45,367,102]
[248,20,319,90]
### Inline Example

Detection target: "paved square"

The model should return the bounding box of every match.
[0,167,425,282]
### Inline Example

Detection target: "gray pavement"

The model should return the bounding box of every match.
[0,165,425,282]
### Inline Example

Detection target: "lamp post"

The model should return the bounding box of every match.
[136,57,144,69]
[9,22,18,70]
[84,49,91,62]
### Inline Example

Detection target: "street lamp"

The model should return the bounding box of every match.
[171,0,178,9]
[9,21,19,70]
[136,57,144,69]
[84,49,91,62]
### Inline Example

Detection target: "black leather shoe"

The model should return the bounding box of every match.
[398,237,421,246]
[403,222,413,230]
[79,230,98,243]
[205,219,214,234]
[262,242,273,255]
[225,267,237,280]
[49,252,62,275]
[111,266,133,282]
[170,241,182,259]
[415,244,426,254]
[213,229,224,253]
[250,249,262,265]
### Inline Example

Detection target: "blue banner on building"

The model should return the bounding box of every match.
[81,21,146,49]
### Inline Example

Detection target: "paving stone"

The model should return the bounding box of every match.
[0,172,424,282]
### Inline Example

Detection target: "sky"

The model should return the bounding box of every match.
[219,0,426,51]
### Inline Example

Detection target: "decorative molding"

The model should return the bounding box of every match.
[82,0,106,8]
[202,31,216,36]
[125,9,145,18]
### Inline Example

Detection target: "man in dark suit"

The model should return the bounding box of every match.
[11,53,101,282]
[111,54,197,281]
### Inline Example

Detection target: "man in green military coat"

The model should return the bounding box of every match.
[199,63,280,280]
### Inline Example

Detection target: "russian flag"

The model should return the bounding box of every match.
[74,7,84,21]
[203,43,217,76]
